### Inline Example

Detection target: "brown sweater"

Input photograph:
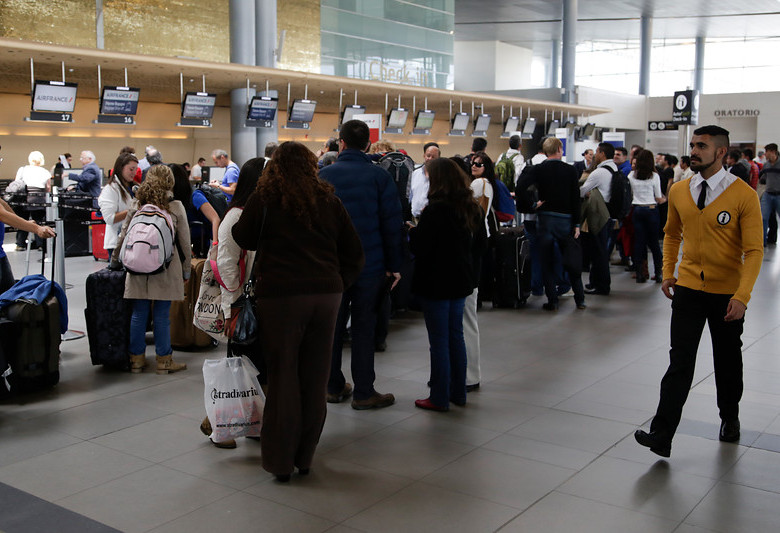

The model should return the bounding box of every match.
[232,192,365,298]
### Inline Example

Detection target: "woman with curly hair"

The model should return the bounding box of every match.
[232,141,364,482]
[410,157,487,411]
[111,164,191,374]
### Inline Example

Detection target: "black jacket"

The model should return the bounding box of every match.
[409,201,487,299]
[515,159,580,219]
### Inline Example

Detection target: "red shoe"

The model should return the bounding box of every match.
[414,398,448,412]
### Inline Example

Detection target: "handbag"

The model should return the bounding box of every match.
[225,280,257,346]
[193,244,246,341]
[202,355,265,442]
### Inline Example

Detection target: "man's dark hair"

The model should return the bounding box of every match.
[743,148,754,159]
[471,137,488,153]
[509,135,521,150]
[63,152,72,159]
[339,119,370,150]
[264,142,278,158]
[326,138,339,152]
[630,144,643,157]
[597,142,615,160]
[197,157,206,164]
[423,142,440,154]
[681,155,691,166]
[765,143,778,153]
[615,146,628,156]
[664,154,677,166]
[727,149,742,162]
[693,125,730,149]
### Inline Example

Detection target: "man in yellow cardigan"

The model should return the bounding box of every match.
[635,125,764,457]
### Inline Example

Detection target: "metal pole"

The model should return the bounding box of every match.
[551,39,561,88]
[229,0,257,165]
[95,0,104,49]
[561,0,577,103]
[256,0,278,154]
[639,15,652,95]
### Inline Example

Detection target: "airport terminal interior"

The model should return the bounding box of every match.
[2,0,780,531]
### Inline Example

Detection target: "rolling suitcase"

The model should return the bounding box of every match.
[492,227,532,308]
[170,258,214,349]
[84,268,132,369]
[0,238,62,393]
[91,211,109,261]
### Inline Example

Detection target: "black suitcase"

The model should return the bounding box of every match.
[85,268,132,370]
[492,227,532,308]
[0,239,61,393]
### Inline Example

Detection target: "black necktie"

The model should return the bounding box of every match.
[697,181,707,210]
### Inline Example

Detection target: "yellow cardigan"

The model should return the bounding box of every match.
[663,177,763,305]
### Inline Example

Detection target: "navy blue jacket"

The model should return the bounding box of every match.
[0,274,69,333]
[73,162,102,199]
[320,149,403,277]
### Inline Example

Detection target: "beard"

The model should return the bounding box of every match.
[689,156,713,173]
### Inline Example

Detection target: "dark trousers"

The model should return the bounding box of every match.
[14,208,45,249]
[632,206,663,278]
[258,292,342,476]
[650,286,744,439]
[329,273,385,401]
[525,220,569,294]
[420,297,467,408]
[583,221,611,293]
[537,213,584,305]
[375,292,391,345]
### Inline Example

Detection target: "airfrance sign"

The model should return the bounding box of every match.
[32,82,78,112]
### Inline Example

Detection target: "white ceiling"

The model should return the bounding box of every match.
[455,0,780,57]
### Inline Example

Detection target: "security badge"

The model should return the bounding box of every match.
[717,211,731,225]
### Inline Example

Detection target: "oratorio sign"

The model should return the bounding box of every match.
[714,109,760,117]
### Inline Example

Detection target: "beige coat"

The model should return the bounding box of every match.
[112,199,191,301]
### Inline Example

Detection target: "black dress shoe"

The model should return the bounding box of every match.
[719,419,740,442]
[585,283,594,290]
[634,429,671,457]
[542,302,559,311]
[275,474,291,482]
[584,287,609,295]
[466,383,480,393]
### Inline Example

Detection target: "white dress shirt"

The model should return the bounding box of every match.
[409,165,429,218]
[689,167,737,208]
[580,160,615,202]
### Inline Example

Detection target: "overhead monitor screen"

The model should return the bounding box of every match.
[583,123,596,137]
[451,112,470,131]
[415,110,435,130]
[247,96,278,121]
[387,108,408,128]
[504,116,520,133]
[182,92,217,119]
[474,114,492,131]
[522,118,537,135]
[565,121,577,135]
[547,119,560,135]
[100,86,140,115]
[32,80,78,112]
[289,99,317,122]
[341,105,366,124]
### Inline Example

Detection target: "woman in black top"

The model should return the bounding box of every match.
[409,158,487,411]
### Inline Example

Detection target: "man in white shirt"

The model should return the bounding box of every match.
[499,135,526,185]
[580,142,616,296]
[190,157,205,182]
[409,142,440,221]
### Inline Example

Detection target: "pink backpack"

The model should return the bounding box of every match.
[120,204,175,275]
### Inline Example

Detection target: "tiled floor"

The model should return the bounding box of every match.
[2,241,780,533]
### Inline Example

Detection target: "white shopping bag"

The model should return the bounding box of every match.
[203,356,265,442]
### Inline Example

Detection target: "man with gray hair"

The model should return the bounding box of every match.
[72,150,102,200]
[138,145,156,171]
[209,149,240,202]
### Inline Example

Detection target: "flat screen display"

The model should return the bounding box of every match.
[474,114,491,131]
[387,108,408,128]
[182,92,217,119]
[289,99,317,122]
[583,123,596,137]
[451,113,470,131]
[341,105,366,125]
[32,80,78,112]
[100,86,140,115]
[565,121,577,135]
[415,110,435,130]
[522,118,537,135]
[504,116,520,133]
[547,120,560,135]
[247,96,278,121]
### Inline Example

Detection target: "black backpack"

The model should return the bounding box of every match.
[606,166,632,220]
[198,186,229,220]
[378,152,415,222]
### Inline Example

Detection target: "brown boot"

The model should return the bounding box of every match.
[130,354,147,374]
[200,416,236,449]
[156,354,186,375]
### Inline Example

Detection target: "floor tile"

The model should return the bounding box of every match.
[482,434,598,470]
[721,447,780,494]
[344,481,520,533]
[686,481,780,533]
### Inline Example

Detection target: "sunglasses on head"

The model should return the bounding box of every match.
[471,161,484,168]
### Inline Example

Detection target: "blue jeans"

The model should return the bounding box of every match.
[129,299,172,356]
[421,297,467,408]
[537,213,584,305]
[524,220,569,295]
[632,206,663,277]
[329,273,386,401]
[761,192,780,244]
